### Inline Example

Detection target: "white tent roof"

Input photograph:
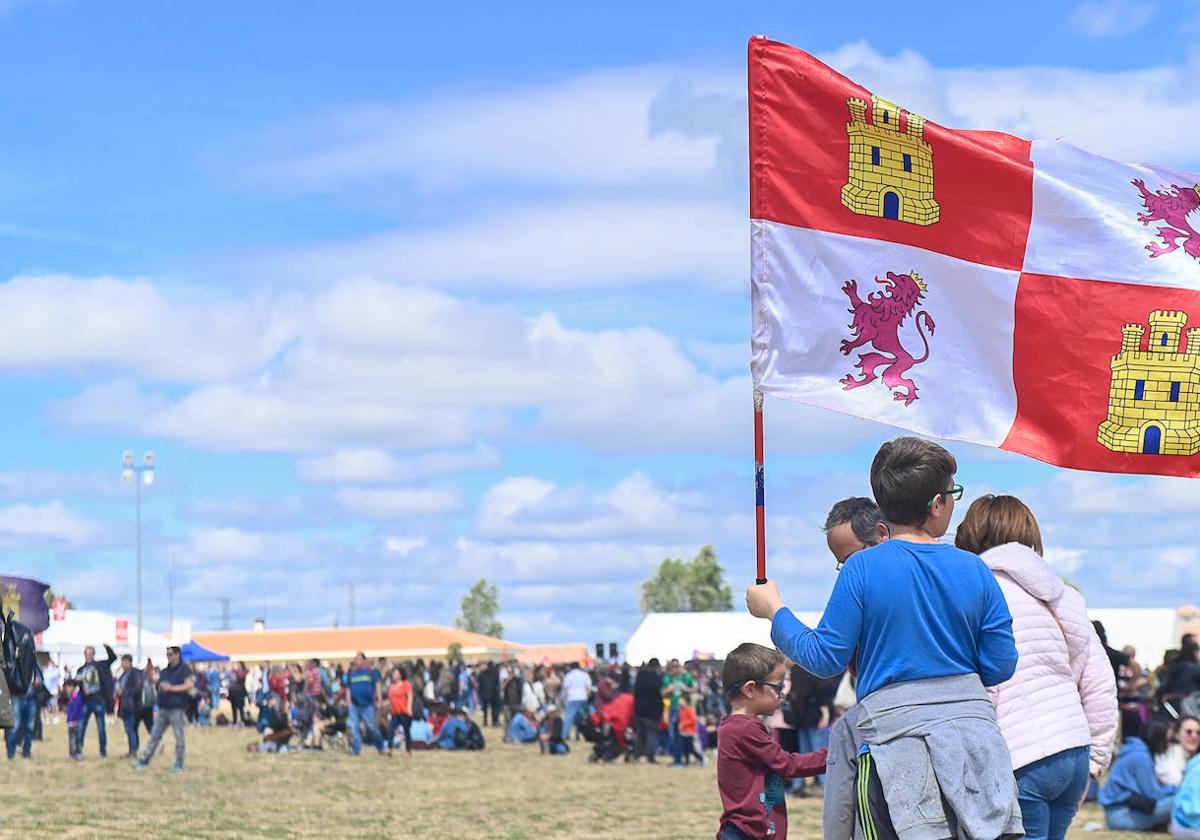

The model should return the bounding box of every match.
[625,611,823,664]
[626,608,1183,674]
[39,609,168,672]
[1088,608,1179,672]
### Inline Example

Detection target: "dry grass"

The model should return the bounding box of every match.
[1,719,1142,839]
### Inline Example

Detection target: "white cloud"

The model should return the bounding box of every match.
[820,41,1200,169]
[477,472,716,541]
[1043,547,1084,576]
[383,537,427,556]
[263,198,745,291]
[333,486,462,519]
[242,66,734,193]
[0,274,298,383]
[0,500,106,548]
[1068,1,1156,37]
[52,277,880,455]
[185,526,272,562]
[297,445,500,484]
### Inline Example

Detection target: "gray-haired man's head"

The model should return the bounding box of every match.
[824,497,889,567]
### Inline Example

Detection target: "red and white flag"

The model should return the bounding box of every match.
[750,38,1200,477]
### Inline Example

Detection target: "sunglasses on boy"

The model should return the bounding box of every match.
[726,679,786,697]
[926,483,964,510]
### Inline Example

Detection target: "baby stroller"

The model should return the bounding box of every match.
[583,694,637,763]
[581,711,621,763]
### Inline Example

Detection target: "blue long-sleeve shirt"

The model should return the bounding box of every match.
[771,540,1017,699]
[1100,738,1176,807]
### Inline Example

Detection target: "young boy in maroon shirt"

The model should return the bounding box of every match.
[717,643,827,840]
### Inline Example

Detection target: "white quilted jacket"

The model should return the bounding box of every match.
[982,542,1119,776]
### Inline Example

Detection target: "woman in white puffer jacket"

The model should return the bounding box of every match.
[956,495,1119,840]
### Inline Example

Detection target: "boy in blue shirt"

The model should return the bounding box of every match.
[747,436,1020,839]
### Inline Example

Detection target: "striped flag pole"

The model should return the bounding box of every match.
[754,388,767,585]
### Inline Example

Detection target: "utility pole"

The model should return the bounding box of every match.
[220,597,230,631]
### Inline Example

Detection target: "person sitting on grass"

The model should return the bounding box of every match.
[435,709,485,750]
[539,705,569,755]
[252,693,294,753]
[508,708,539,743]
[1100,717,1177,831]
[716,643,826,840]
[407,714,434,750]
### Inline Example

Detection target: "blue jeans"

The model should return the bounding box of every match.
[564,700,587,741]
[78,697,107,755]
[719,824,752,840]
[122,712,141,755]
[1106,795,1176,832]
[796,726,830,788]
[348,703,384,755]
[1016,746,1090,840]
[6,695,37,758]
[669,705,683,764]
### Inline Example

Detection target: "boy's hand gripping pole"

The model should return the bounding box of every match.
[754,388,767,586]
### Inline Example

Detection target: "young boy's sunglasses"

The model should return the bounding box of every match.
[926,483,964,509]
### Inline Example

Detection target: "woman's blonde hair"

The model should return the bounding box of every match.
[955,494,1043,556]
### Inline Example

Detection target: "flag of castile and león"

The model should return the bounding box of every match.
[749,37,1200,477]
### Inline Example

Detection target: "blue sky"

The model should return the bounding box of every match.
[1,0,1198,644]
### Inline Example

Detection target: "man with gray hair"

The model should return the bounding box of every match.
[823,496,889,569]
[822,496,887,840]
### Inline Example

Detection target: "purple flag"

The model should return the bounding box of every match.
[0,576,50,633]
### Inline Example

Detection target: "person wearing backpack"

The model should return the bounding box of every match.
[116,654,145,758]
[75,643,117,758]
[6,666,41,759]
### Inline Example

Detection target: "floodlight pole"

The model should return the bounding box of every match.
[123,451,155,663]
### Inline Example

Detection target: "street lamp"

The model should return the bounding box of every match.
[122,450,155,662]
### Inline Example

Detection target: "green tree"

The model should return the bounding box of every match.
[43,588,76,609]
[455,578,503,638]
[446,642,464,663]
[640,545,733,614]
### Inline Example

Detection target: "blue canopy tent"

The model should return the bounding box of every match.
[179,640,230,662]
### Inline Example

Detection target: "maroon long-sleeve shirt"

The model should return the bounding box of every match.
[717,714,828,839]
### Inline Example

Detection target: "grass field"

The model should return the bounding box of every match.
[1,719,1140,839]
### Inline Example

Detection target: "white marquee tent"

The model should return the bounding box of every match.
[625,611,823,664]
[626,608,1184,671]
[39,609,168,672]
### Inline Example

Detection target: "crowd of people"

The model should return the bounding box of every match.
[8,433,1200,840]
[8,640,738,772]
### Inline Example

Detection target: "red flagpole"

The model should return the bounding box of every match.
[754,388,767,585]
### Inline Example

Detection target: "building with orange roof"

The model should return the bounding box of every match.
[190,622,527,664]
[518,642,590,666]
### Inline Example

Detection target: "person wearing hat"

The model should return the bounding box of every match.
[133,645,193,772]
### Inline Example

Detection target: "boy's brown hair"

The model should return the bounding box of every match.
[722,643,784,696]
[955,494,1044,556]
[869,436,957,526]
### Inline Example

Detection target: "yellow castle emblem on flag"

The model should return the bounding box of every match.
[1097,310,1200,455]
[1,582,19,621]
[841,94,939,226]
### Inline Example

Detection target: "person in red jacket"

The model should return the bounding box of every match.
[717,643,826,840]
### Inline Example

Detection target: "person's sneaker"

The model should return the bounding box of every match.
[700,755,708,769]
[72,754,84,762]
[170,763,183,773]
[132,760,148,770]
